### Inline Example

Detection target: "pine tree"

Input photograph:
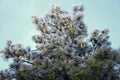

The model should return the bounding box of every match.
[0,4,120,80]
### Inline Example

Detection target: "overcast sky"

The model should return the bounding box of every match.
[0,0,120,70]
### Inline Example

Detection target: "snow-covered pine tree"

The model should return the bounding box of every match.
[0,4,120,80]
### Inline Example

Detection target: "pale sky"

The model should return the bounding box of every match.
[0,0,120,70]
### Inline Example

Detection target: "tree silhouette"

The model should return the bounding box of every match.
[0,4,120,80]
